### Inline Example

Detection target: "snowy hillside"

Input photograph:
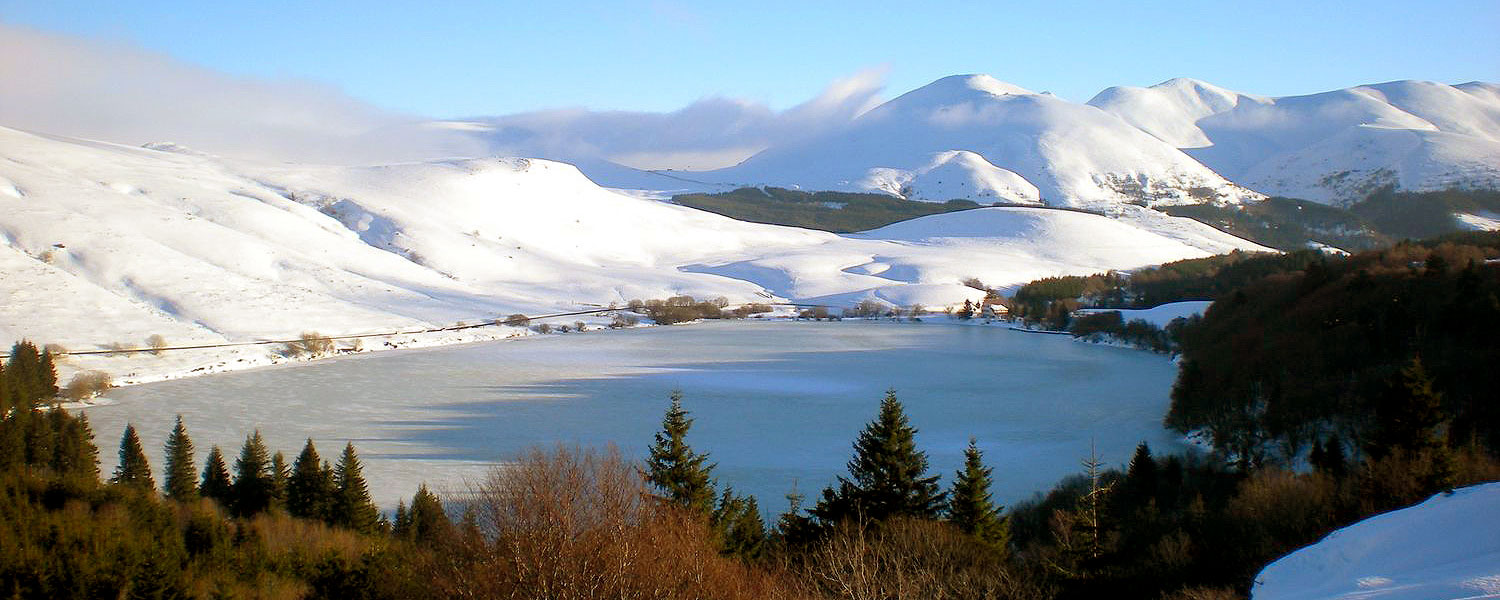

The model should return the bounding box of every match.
[0,124,1267,383]
[1253,482,1500,600]
[1090,79,1500,205]
[688,75,1262,209]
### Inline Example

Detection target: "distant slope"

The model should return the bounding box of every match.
[691,75,1261,209]
[1253,483,1500,600]
[1090,79,1500,205]
[0,125,1268,382]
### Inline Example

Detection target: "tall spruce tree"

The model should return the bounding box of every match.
[287,439,336,521]
[110,423,155,490]
[333,442,380,533]
[162,415,198,501]
[1124,441,1159,507]
[231,431,274,517]
[645,390,717,513]
[407,483,453,547]
[1368,356,1448,458]
[270,451,289,511]
[51,410,99,481]
[713,487,767,560]
[200,446,233,505]
[946,438,1009,552]
[812,389,944,524]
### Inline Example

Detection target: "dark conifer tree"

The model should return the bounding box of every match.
[287,439,336,521]
[393,501,412,539]
[163,415,198,501]
[812,389,944,524]
[713,488,766,560]
[333,442,380,533]
[1124,441,1159,506]
[1368,356,1447,458]
[231,431,274,517]
[270,451,289,511]
[644,390,717,514]
[200,445,233,507]
[408,483,452,547]
[111,423,155,490]
[946,438,1010,551]
[49,408,99,481]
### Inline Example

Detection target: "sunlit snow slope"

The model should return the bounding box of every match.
[0,125,1265,381]
[1091,79,1500,205]
[1253,483,1500,600]
[695,75,1261,208]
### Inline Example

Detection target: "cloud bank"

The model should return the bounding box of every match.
[463,68,889,170]
[0,23,885,169]
[0,23,486,164]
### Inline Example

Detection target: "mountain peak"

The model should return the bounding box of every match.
[878,75,1037,110]
[923,74,1035,97]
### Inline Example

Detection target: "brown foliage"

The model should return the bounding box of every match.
[800,517,1049,600]
[441,444,802,600]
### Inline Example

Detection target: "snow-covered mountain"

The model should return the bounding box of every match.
[0,124,1265,383]
[1253,483,1500,600]
[687,75,1262,209]
[1090,79,1500,205]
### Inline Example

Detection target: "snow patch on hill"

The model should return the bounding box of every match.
[1253,483,1500,600]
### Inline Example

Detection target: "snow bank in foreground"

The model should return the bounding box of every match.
[1252,482,1500,600]
[1074,300,1213,327]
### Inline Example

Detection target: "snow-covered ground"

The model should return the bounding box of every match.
[1091,79,1500,205]
[553,76,1498,210]
[1074,300,1214,327]
[0,124,1268,384]
[1253,483,1500,600]
[681,75,1262,209]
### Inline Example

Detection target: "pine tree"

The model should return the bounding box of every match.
[287,439,335,521]
[49,409,99,482]
[1124,441,1159,506]
[946,438,1010,552]
[408,483,452,547]
[270,451,289,511]
[163,415,198,501]
[231,431,274,517]
[333,442,380,534]
[644,390,716,514]
[111,423,155,490]
[1368,356,1447,458]
[393,501,412,539]
[812,389,944,524]
[200,446,233,506]
[713,488,766,560]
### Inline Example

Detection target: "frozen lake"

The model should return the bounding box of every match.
[82,320,1186,511]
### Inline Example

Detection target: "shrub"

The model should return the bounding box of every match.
[451,445,798,599]
[281,332,334,358]
[146,334,168,356]
[63,370,113,400]
[502,314,530,327]
[844,299,888,318]
[610,313,640,328]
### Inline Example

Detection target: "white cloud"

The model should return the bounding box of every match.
[0,23,484,164]
[462,67,890,170]
[0,23,886,170]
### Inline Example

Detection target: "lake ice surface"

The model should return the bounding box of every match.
[82,320,1186,511]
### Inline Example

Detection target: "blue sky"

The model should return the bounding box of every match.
[2,0,1496,118]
